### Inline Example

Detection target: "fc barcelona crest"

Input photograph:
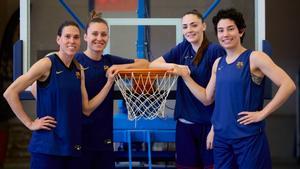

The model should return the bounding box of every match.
[104,65,109,71]
[236,61,244,69]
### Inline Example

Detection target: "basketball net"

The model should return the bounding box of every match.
[114,69,178,120]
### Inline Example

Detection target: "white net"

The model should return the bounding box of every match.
[114,69,178,120]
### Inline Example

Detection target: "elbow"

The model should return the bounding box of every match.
[202,95,214,106]
[202,101,210,106]
[3,91,7,100]
[203,100,213,106]
[290,81,296,94]
[83,112,91,117]
[82,108,92,117]
[3,88,10,101]
[285,78,296,95]
[82,103,91,116]
[3,88,16,106]
[3,91,7,99]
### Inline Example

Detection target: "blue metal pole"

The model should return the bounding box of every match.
[137,0,146,59]
[127,131,132,169]
[13,40,23,80]
[203,0,221,19]
[58,0,85,29]
[146,131,152,169]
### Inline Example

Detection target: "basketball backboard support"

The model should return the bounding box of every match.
[19,0,266,73]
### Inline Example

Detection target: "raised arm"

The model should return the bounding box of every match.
[238,51,296,125]
[150,56,219,105]
[3,58,56,130]
[80,66,114,116]
[175,58,221,105]
[149,56,176,69]
[107,58,149,76]
[124,58,149,69]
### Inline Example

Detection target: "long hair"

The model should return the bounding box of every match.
[183,9,210,65]
[193,32,209,65]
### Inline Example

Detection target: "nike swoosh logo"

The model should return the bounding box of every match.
[56,71,63,74]
[82,67,89,71]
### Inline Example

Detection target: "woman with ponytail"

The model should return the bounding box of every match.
[176,8,295,169]
[150,9,225,169]
[75,11,149,169]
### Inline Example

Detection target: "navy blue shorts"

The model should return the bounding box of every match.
[30,152,81,169]
[213,131,272,169]
[80,149,115,169]
[176,121,213,169]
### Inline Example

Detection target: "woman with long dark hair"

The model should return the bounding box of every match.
[150,9,225,169]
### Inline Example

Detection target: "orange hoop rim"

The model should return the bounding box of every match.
[117,68,173,78]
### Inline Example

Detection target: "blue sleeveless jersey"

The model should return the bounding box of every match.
[163,40,225,124]
[76,52,134,151]
[212,50,265,138]
[29,54,82,156]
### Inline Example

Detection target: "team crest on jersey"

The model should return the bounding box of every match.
[104,65,109,71]
[236,61,244,69]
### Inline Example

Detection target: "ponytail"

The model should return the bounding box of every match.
[192,32,209,65]
[85,10,108,33]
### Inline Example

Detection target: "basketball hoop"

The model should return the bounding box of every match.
[114,69,178,120]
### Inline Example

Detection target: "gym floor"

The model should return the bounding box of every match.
[2,115,300,169]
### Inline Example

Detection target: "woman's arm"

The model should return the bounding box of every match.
[107,58,149,76]
[238,51,296,125]
[206,126,214,150]
[150,56,220,105]
[123,58,149,69]
[3,58,56,130]
[80,67,114,116]
[30,81,37,99]
[80,58,149,115]
[149,56,176,69]
[177,58,220,105]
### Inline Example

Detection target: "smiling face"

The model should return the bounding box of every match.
[56,25,81,58]
[182,14,206,45]
[216,18,244,50]
[84,22,109,54]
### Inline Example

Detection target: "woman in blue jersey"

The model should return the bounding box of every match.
[150,9,225,169]
[76,11,149,169]
[175,8,296,169]
[3,21,114,169]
